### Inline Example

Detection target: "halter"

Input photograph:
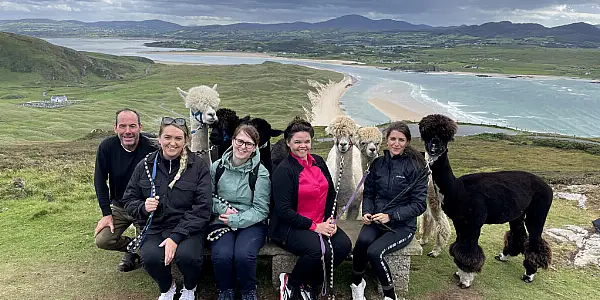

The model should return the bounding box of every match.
[195,144,217,156]
[127,152,158,253]
[259,141,269,149]
[190,110,204,134]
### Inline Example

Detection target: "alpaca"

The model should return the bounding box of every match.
[177,84,220,165]
[356,126,383,170]
[209,109,283,175]
[325,116,363,220]
[417,152,451,258]
[418,114,553,288]
[271,138,287,173]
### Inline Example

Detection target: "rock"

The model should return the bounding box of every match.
[554,192,587,209]
[545,225,600,267]
[13,178,25,189]
[44,193,55,202]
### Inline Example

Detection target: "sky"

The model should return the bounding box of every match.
[1,0,600,27]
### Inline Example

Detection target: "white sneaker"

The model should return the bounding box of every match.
[180,286,196,300]
[158,282,176,300]
[350,278,366,300]
[383,295,398,300]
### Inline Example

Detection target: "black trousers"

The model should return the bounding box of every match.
[140,232,204,293]
[352,224,414,287]
[280,227,352,288]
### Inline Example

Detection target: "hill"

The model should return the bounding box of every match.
[0,19,182,37]
[0,32,153,83]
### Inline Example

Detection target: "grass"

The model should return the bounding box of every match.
[1,134,599,299]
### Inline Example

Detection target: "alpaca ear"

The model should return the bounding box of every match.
[325,126,331,135]
[212,84,218,91]
[176,87,188,99]
[271,129,284,137]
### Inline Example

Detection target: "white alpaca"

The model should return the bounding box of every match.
[356,126,383,170]
[417,152,451,257]
[325,116,363,220]
[176,85,220,165]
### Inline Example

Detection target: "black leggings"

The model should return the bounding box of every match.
[140,232,205,293]
[280,227,352,288]
[352,224,414,287]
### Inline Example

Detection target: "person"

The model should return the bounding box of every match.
[209,124,270,300]
[94,108,157,272]
[269,118,352,300]
[350,121,428,300]
[122,117,212,300]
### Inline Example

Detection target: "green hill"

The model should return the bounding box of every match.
[0,32,153,83]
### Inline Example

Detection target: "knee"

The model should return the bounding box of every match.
[212,245,234,263]
[177,249,203,267]
[94,229,117,250]
[366,246,383,263]
[336,235,352,257]
[140,248,164,268]
[453,243,485,273]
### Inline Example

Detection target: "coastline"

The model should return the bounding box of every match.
[367,98,428,123]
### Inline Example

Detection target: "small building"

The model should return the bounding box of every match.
[50,95,67,103]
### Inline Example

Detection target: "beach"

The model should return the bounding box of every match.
[367,98,428,122]
[145,51,365,66]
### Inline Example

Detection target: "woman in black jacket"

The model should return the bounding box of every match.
[350,121,428,300]
[122,117,212,300]
[269,118,352,300]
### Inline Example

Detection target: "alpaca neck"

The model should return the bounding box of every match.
[337,148,355,200]
[360,153,375,171]
[430,152,458,196]
[190,115,210,163]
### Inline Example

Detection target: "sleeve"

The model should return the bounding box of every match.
[93,141,112,217]
[272,163,314,230]
[169,160,213,244]
[210,159,228,215]
[122,162,149,221]
[387,167,428,222]
[361,159,378,216]
[228,165,271,228]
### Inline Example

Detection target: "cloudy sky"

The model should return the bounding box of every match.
[1,0,599,27]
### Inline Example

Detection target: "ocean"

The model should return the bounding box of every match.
[45,38,600,137]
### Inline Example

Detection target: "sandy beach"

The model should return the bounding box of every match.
[367,98,428,122]
[308,76,354,126]
[146,51,365,66]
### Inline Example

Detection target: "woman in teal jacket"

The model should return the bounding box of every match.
[209,124,270,300]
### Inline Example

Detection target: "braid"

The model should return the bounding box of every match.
[169,147,189,188]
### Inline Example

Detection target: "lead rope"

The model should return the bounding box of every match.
[206,193,238,241]
[319,156,344,300]
[127,152,158,253]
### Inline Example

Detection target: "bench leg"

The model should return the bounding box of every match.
[377,255,411,299]
[271,255,297,290]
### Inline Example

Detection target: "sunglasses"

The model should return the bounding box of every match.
[234,138,256,148]
[161,117,187,126]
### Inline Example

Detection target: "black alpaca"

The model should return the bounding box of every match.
[210,108,283,175]
[418,114,552,288]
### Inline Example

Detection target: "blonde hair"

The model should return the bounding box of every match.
[159,122,191,189]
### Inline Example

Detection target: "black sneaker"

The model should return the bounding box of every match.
[117,252,140,272]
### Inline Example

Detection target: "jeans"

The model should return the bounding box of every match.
[210,223,268,293]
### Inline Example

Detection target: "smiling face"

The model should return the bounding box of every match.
[159,125,186,160]
[113,111,141,151]
[231,130,256,163]
[287,131,312,160]
[387,130,409,156]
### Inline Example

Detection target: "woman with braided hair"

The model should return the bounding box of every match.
[269,118,352,300]
[122,117,212,300]
[208,124,270,300]
[350,121,428,300]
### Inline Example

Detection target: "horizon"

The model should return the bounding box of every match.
[1,14,598,29]
[1,1,599,27]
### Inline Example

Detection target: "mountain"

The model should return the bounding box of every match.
[0,19,182,37]
[0,32,153,82]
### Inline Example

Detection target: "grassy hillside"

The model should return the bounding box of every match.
[0,32,152,84]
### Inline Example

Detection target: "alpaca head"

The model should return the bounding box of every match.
[243,117,284,149]
[177,84,220,125]
[325,116,359,153]
[357,126,383,159]
[418,114,457,161]
[215,108,240,137]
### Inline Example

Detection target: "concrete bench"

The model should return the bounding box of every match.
[173,220,422,298]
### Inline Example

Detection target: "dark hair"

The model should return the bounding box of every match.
[233,124,260,146]
[115,108,141,125]
[284,117,314,142]
[384,121,425,170]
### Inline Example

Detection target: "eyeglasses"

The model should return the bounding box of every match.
[234,138,256,148]
[161,117,187,126]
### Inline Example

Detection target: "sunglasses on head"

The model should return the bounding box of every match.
[161,117,187,126]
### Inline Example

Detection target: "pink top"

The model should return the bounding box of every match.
[291,152,328,231]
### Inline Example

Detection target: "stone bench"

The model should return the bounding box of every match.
[173,220,422,298]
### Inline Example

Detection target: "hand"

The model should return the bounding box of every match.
[145,196,160,213]
[219,214,230,225]
[372,213,390,224]
[159,238,177,266]
[94,215,114,237]
[326,217,338,236]
[314,221,335,237]
[225,207,238,215]
[362,213,373,225]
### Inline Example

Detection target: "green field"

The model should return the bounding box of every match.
[1,61,599,299]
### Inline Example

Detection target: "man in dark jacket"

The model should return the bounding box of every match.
[93,109,156,272]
